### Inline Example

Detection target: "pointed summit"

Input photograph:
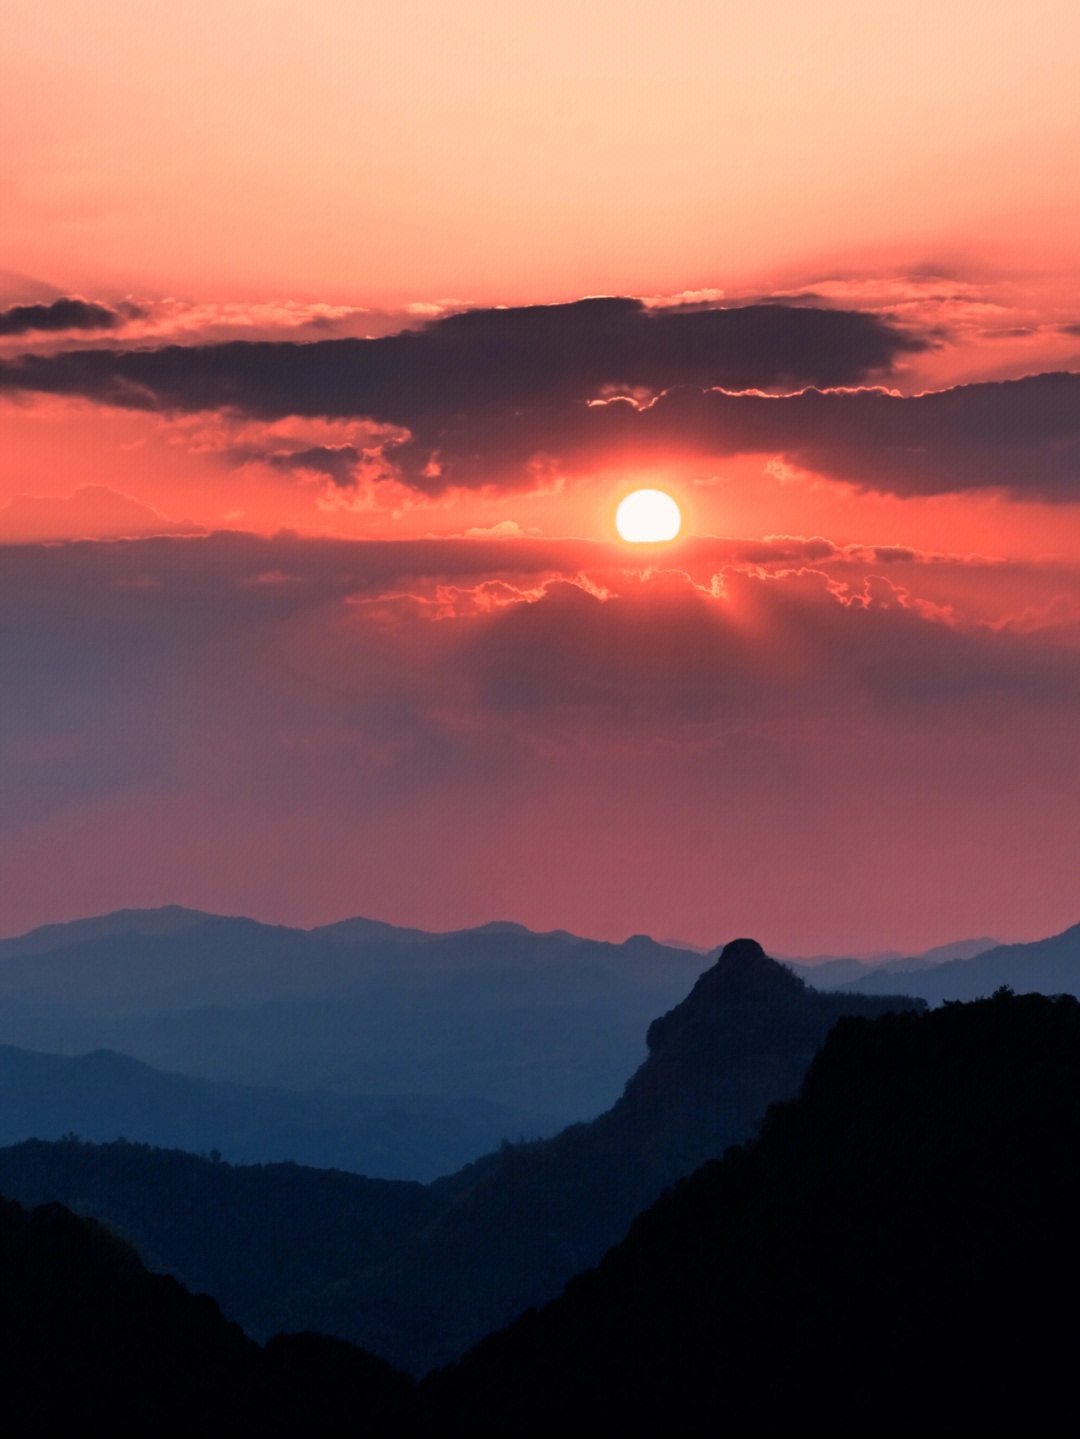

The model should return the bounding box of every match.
[708,936,789,987]
[645,937,806,1058]
[603,936,921,1190]
[718,936,767,962]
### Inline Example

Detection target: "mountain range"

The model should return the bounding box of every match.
[833,920,1080,1002]
[782,934,997,988]
[0,938,918,1374]
[0,907,706,1129]
[6,987,1080,1431]
[5,907,1080,1190]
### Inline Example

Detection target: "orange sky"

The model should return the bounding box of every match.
[5,1,1080,304]
[3,2,1080,953]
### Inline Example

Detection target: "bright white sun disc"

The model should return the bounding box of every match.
[615,488,682,543]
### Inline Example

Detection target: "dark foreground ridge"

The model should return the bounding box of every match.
[0,938,917,1373]
[427,989,1080,1432]
[0,1194,417,1433]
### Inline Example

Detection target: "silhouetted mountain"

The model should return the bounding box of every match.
[0,1193,417,1433]
[0,939,919,1374]
[839,921,1080,1002]
[427,990,1080,1432]
[0,1044,553,1181]
[14,988,1079,1431]
[0,908,706,1124]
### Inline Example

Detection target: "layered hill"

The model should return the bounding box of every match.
[0,1044,550,1181]
[428,989,1080,1433]
[0,939,918,1374]
[11,986,1080,1431]
[784,934,995,988]
[0,908,705,1126]
[837,920,1080,1003]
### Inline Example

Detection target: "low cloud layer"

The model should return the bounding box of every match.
[4,532,1074,757]
[4,531,1077,949]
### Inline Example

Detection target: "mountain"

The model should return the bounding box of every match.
[427,989,1080,1433]
[0,1193,416,1432]
[0,904,214,959]
[0,1044,554,1181]
[900,934,1000,966]
[784,934,998,989]
[838,921,1080,1002]
[0,938,920,1375]
[0,908,706,1123]
[309,915,434,946]
[13,985,1078,1431]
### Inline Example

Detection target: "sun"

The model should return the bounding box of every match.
[615,488,682,543]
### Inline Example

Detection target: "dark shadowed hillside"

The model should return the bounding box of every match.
[0,1141,440,1357]
[0,1193,417,1433]
[427,989,1080,1432]
[0,939,919,1374]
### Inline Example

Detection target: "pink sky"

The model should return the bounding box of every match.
[3,2,1080,953]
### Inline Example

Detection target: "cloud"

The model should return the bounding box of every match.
[404,371,1080,502]
[462,566,1080,730]
[569,372,1080,502]
[0,297,141,337]
[0,298,924,492]
[226,443,362,486]
[0,297,921,409]
[0,528,1054,630]
[99,298,377,346]
[463,521,525,538]
[4,297,1079,502]
[3,533,1074,733]
[5,531,1078,948]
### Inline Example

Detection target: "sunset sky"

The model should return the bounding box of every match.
[3,1,1079,953]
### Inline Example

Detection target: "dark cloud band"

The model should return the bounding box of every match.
[0,297,140,336]
[4,297,1077,502]
[0,298,917,405]
[0,296,919,473]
